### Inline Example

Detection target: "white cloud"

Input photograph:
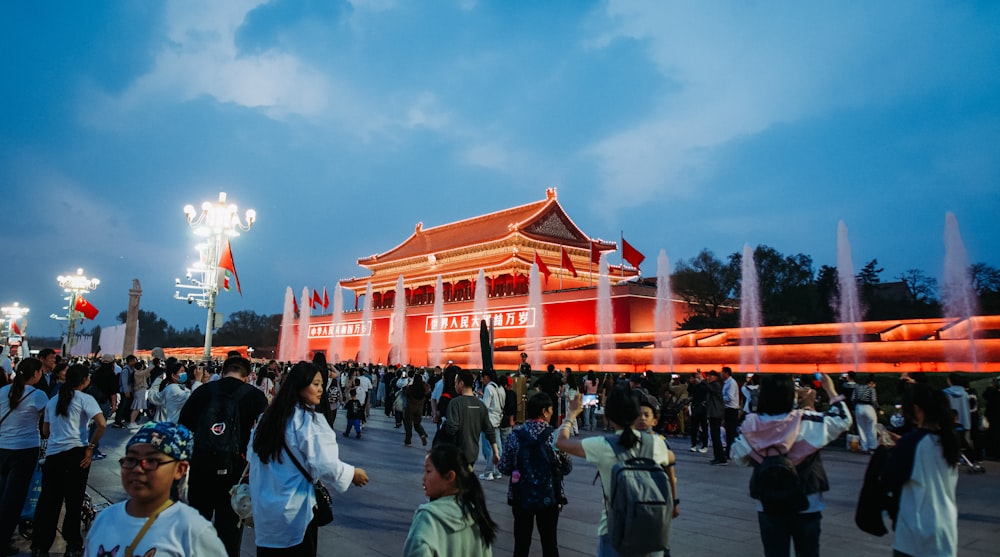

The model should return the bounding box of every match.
[461,142,510,170]
[584,2,991,210]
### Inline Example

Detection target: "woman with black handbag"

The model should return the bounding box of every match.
[249,362,369,556]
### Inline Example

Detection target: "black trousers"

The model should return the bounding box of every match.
[32,447,90,552]
[189,467,243,557]
[512,505,560,557]
[709,417,725,462]
[403,406,427,444]
[257,518,317,556]
[689,413,708,448]
[0,447,39,544]
[724,408,740,459]
[114,392,132,424]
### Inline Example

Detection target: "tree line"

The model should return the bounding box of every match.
[670,245,1000,329]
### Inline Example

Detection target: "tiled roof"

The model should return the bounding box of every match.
[358,190,598,267]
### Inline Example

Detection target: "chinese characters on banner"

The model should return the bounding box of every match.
[425,307,535,333]
[308,321,372,339]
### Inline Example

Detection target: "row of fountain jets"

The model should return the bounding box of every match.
[278,213,979,372]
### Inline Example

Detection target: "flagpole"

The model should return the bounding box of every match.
[621,231,625,278]
[589,242,594,287]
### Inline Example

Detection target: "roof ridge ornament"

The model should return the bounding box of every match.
[546,187,557,200]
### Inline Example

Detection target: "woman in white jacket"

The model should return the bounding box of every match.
[148,362,201,424]
[250,362,369,556]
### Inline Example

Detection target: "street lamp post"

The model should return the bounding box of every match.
[1,302,29,338]
[55,269,99,355]
[174,192,255,362]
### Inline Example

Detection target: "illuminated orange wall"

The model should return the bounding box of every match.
[288,286,999,373]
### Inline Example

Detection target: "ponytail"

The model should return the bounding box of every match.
[604,387,641,450]
[427,444,498,546]
[10,358,42,408]
[56,365,90,417]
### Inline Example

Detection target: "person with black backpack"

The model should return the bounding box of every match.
[498,392,572,557]
[557,387,674,557]
[730,373,852,557]
[178,357,267,557]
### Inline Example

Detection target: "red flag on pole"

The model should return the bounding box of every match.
[74,296,99,320]
[292,294,300,316]
[622,237,646,268]
[311,289,321,309]
[322,287,330,310]
[560,246,577,278]
[534,251,551,283]
[218,238,242,295]
[11,321,21,335]
[591,241,603,265]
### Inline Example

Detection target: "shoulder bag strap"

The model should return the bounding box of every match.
[0,389,33,430]
[125,498,174,557]
[283,442,314,483]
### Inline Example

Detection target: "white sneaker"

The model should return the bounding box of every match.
[478,472,496,481]
[698,446,708,453]
[127,423,140,431]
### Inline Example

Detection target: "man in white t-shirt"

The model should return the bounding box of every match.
[84,422,226,556]
[357,371,373,420]
[478,369,506,480]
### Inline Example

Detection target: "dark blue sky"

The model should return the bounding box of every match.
[2,1,998,339]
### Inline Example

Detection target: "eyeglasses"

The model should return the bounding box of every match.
[119,457,179,471]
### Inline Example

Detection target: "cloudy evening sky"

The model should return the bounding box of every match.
[2,1,998,340]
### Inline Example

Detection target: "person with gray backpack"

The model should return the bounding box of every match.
[557,387,674,556]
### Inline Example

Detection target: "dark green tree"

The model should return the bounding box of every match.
[971,262,1000,314]
[671,249,739,329]
[116,310,173,349]
[730,245,816,325]
[213,310,279,348]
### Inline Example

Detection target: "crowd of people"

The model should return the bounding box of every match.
[0,345,997,556]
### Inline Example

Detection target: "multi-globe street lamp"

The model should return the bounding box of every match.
[53,268,100,354]
[174,192,255,362]
[1,302,29,355]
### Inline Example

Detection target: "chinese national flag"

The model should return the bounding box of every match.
[322,287,330,310]
[74,296,99,320]
[218,238,242,295]
[292,294,300,316]
[534,251,551,283]
[560,246,577,278]
[311,289,322,310]
[622,237,646,268]
[591,240,603,265]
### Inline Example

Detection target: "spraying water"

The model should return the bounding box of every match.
[654,250,675,372]
[836,221,865,372]
[279,286,295,361]
[358,282,374,363]
[740,245,762,374]
[429,276,445,366]
[597,254,616,372]
[389,275,407,365]
[526,263,545,370]
[942,212,979,371]
[472,269,488,369]
[297,287,311,361]
[328,284,344,363]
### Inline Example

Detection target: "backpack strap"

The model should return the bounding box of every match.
[606,430,654,461]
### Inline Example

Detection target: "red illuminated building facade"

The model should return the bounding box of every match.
[286,190,1000,373]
